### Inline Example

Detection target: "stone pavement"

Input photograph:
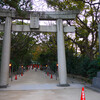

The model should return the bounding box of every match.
[0,69,100,100]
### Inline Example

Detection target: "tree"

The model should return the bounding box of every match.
[0,0,33,21]
[46,0,85,11]
[0,0,32,11]
[45,0,100,78]
[32,32,57,70]
[4,20,36,70]
[11,25,37,64]
[46,0,100,59]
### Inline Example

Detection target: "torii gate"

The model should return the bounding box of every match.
[0,9,79,87]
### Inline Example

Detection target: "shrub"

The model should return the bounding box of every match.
[87,56,100,79]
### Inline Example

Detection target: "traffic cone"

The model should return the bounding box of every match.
[80,87,86,100]
[50,74,53,79]
[15,75,17,80]
[21,72,23,76]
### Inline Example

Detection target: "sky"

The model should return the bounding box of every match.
[31,0,54,11]
[31,0,56,25]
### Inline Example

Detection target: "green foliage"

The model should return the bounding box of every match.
[38,51,57,72]
[11,32,35,68]
[78,56,90,77]
[46,0,84,10]
[46,0,100,60]
[17,0,100,79]
[87,56,100,79]
[66,48,77,74]
[38,49,57,66]
[0,0,32,16]
[49,61,57,72]
[9,20,36,70]
[32,33,57,71]
[66,51,100,79]
[10,59,18,72]
[38,52,48,65]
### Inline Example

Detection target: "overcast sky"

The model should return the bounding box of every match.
[31,0,54,11]
[31,0,56,25]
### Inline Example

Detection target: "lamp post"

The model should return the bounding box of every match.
[56,63,58,80]
[56,64,58,70]
[9,63,11,76]
[22,65,23,74]
[9,63,13,81]
[46,65,48,67]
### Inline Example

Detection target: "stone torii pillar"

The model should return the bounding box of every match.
[57,19,68,86]
[0,17,12,87]
[98,23,100,55]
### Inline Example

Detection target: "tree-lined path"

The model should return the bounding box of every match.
[0,69,100,100]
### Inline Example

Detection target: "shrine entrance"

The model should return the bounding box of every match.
[0,9,79,87]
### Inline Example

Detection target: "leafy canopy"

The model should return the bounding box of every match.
[0,0,32,14]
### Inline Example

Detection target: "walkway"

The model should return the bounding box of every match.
[0,69,100,100]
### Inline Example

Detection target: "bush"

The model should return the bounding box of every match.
[49,61,57,73]
[78,56,90,77]
[66,51,100,79]
[87,56,100,79]
[66,48,79,74]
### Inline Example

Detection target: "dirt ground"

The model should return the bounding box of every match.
[0,69,100,100]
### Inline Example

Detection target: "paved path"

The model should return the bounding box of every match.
[0,69,100,100]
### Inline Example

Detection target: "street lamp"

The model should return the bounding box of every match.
[9,63,13,81]
[46,65,48,67]
[9,63,11,67]
[21,65,23,75]
[56,63,58,80]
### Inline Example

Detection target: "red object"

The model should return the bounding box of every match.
[35,64,36,68]
[36,64,38,68]
[15,75,17,80]
[50,74,53,79]
[21,73,23,76]
[47,72,49,76]
[38,65,39,68]
[80,87,86,100]
[33,65,34,69]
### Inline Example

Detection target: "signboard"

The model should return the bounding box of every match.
[30,14,39,29]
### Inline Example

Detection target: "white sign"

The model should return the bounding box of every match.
[30,14,39,28]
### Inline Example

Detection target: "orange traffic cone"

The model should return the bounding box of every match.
[21,72,23,76]
[50,74,53,79]
[15,75,17,80]
[80,87,86,100]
